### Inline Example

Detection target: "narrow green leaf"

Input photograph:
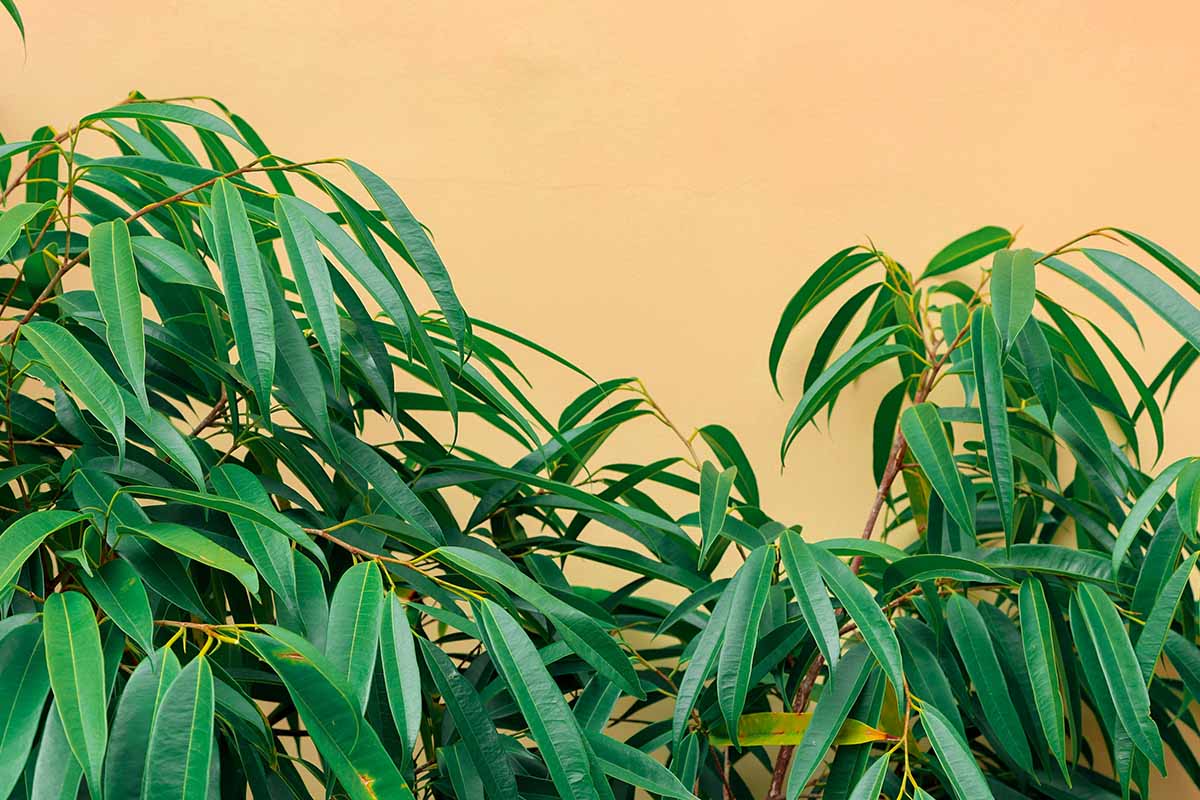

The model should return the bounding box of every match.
[1112,457,1191,575]
[845,755,889,800]
[1176,458,1200,536]
[1084,248,1200,350]
[331,427,443,542]
[143,656,214,800]
[118,522,259,595]
[105,648,180,800]
[990,248,1037,346]
[1014,320,1058,423]
[1018,578,1068,781]
[122,391,204,489]
[380,594,422,755]
[43,591,107,797]
[779,530,840,670]
[672,586,733,745]
[324,561,384,712]
[717,544,776,746]
[417,636,517,800]
[83,102,246,144]
[130,236,219,292]
[971,308,1015,551]
[1075,583,1165,772]
[21,320,126,460]
[90,219,147,411]
[923,226,1013,279]
[0,202,46,259]
[586,731,697,799]
[477,599,605,800]
[946,594,1033,773]
[786,645,875,799]
[275,196,341,395]
[921,703,996,800]
[210,178,275,417]
[1134,553,1198,681]
[698,423,760,506]
[698,461,737,565]
[810,546,904,711]
[901,402,973,534]
[0,510,86,589]
[79,558,153,654]
[246,627,415,800]
[209,464,298,614]
[0,621,50,798]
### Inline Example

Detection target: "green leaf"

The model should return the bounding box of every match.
[786,645,876,799]
[417,635,516,800]
[324,561,384,712]
[921,702,996,800]
[122,392,205,490]
[779,530,840,670]
[104,648,180,800]
[118,522,259,595]
[0,202,46,259]
[586,731,697,799]
[990,248,1037,346]
[143,656,214,800]
[672,586,733,745]
[769,247,878,392]
[275,196,342,396]
[1074,583,1165,772]
[130,236,219,292]
[1134,552,1198,681]
[476,599,606,800]
[43,591,107,797]
[946,594,1033,773]
[0,621,50,799]
[82,102,246,144]
[438,546,643,698]
[0,510,86,589]
[845,754,889,800]
[1014,320,1058,424]
[1112,457,1191,574]
[717,544,776,746]
[246,627,415,800]
[380,594,422,755]
[21,320,126,460]
[79,558,154,655]
[782,326,909,459]
[209,464,298,614]
[330,426,443,542]
[923,226,1013,279]
[971,307,1015,551]
[900,402,973,533]
[1,0,23,44]
[210,178,275,417]
[1176,458,1200,536]
[698,461,737,565]
[810,546,904,711]
[1084,248,1200,350]
[698,423,760,506]
[89,219,147,411]
[1018,578,1068,781]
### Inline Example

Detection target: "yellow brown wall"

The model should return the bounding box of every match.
[4,1,1199,794]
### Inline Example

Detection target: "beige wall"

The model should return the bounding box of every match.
[4,0,1200,794]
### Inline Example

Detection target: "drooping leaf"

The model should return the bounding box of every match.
[921,702,996,800]
[1018,578,1068,781]
[78,558,154,655]
[716,544,776,746]
[118,522,259,595]
[901,402,973,534]
[779,530,841,670]
[586,731,697,799]
[698,461,737,566]
[143,656,215,800]
[379,594,422,755]
[0,620,50,799]
[0,510,86,589]
[104,648,180,800]
[90,219,147,411]
[923,226,1013,279]
[971,307,1015,551]
[43,591,107,797]
[990,248,1037,347]
[324,561,384,712]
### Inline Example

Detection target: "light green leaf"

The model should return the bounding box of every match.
[43,591,107,797]
[698,461,737,565]
[971,308,1015,551]
[900,402,973,534]
[0,621,50,799]
[990,248,1036,346]
[717,544,776,746]
[921,702,995,800]
[476,599,605,800]
[1075,583,1164,772]
[417,635,516,800]
[143,656,214,800]
[79,558,154,654]
[380,594,422,755]
[780,530,840,670]
[0,510,86,589]
[22,320,126,460]
[324,561,384,712]
[0,202,46,259]
[118,522,259,595]
[89,219,147,411]
[923,226,1013,279]
[210,178,275,418]
[946,594,1033,773]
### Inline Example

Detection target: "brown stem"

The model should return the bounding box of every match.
[189,385,228,437]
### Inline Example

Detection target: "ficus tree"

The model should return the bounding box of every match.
[3,6,1200,800]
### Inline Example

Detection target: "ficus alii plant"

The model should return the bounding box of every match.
[2,4,1200,800]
